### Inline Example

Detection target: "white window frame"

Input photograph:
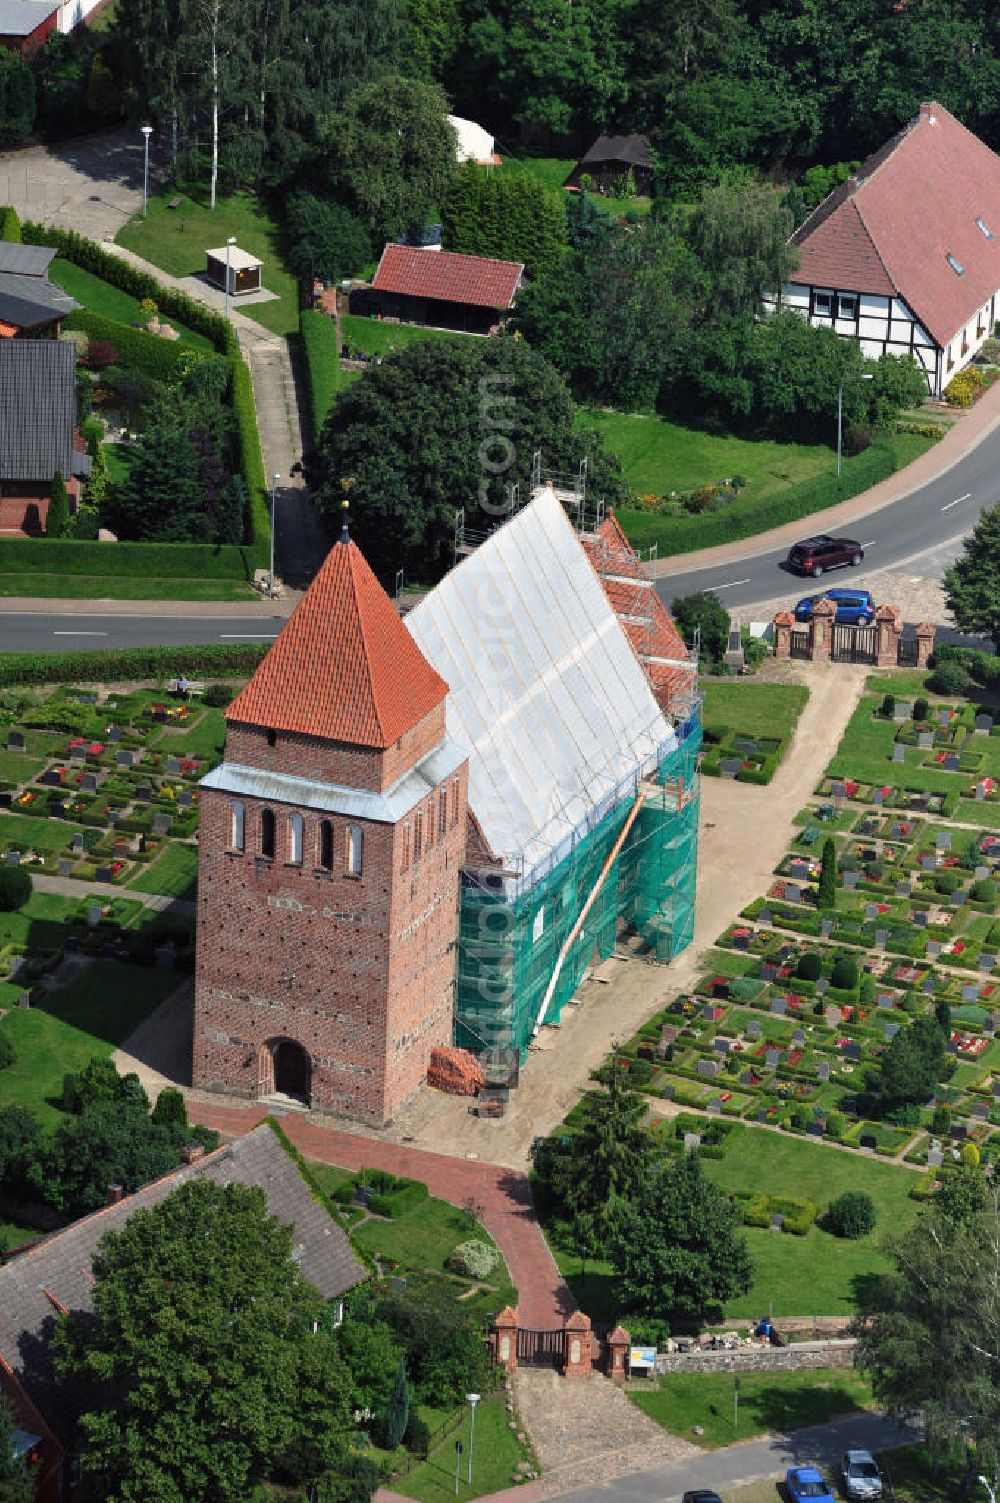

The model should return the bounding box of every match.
[288,811,303,865]
[813,290,834,316]
[837,293,857,319]
[230,800,245,853]
[346,823,363,878]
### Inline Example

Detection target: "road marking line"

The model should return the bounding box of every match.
[711,578,751,590]
[861,539,877,547]
[941,492,971,511]
[52,630,108,636]
[218,633,279,639]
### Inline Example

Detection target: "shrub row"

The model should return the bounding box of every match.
[932,643,1000,690]
[0,643,268,686]
[231,358,269,566]
[619,442,900,556]
[734,1189,818,1235]
[65,308,186,382]
[0,536,253,580]
[0,205,21,243]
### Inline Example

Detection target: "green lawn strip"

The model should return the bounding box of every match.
[629,1368,874,1449]
[0,1216,40,1250]
[395,1392,530,1503]
[103,443,139,488]
[160,706,227,759]
[126,843,198,899]
[301,309,349,438]
[705,1128,921,1317]
[866,669,934,698]
[116,189,299,337]
[0,812,89,853]
[48,258,212,349]
[0,961,179,1126]
[0,573,254,601]
[826,696,957,791]
[0,749,45,783]
[701,682,809,744]
[352,1195,503,1278]
[879,1443,991,1502]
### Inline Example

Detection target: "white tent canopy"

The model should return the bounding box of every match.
[448,114,497,165]
[405,488,675,881]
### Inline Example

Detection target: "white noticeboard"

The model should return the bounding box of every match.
[628,1346,656,1373]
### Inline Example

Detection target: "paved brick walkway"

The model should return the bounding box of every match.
[187,1102,574,1327]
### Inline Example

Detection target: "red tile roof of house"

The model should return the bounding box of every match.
[582,511,695,715]
[372,244,522,310]
[226,532,447,748]
[792,102,1000,348]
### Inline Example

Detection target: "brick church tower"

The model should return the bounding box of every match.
[193,523,469,1124]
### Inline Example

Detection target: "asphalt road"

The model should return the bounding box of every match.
[655,416,1000,612]
[0,612,285,652]
[547,1411,917,1503]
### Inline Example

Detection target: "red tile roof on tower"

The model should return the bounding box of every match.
[792,101,1000,348]
[581,511,694,714]
[226,534,448,748]
[372,244,523,310]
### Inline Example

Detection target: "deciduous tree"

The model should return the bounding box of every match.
[0,1395,33,1503]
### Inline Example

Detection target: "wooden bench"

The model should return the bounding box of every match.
[167,679,205,697]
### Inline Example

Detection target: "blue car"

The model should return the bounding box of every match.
[793,588,875,626]
[786,1466,836,1503]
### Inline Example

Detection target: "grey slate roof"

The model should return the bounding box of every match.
[0,1125,366,1446]
[0,0,55,35]
[0,270,76,331]
[577,133,652,169]
[0,340,78,482]
[0,244,58,276]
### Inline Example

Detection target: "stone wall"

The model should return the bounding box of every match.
[654,1338,857,1375]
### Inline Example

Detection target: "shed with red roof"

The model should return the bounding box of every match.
[355,244,524,334]
[768,102,1000,395]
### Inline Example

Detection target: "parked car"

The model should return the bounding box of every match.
[785,1466,836,1503]
[787,535,865,576]
[682,1493,724,1503]
[841,1449,884,1500]
[794,588,875,626]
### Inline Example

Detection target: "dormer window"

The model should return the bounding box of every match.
[976,217,994,240]
[946,252,965,276]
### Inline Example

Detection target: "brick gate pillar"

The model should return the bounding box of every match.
[493,1307,519,1371]
[875,604,901,668]
[809,597,836,661]
[914,621,936,668]
[607,1325,631,1382]
[772,611,794,660]
[562,1311,593,1379]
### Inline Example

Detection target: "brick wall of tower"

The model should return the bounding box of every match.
[193,755,469,1125]
[225,702,447,794]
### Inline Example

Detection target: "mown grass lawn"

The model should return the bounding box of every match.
[577,409,835,496]
[0,812,89,853]
[396,1393,529,1503]
[0,1216,39,1251]
[826,694,970,791]
[351,1194,503,1279]
[159,706,227,760]
[0,573,255,601]
[127,843,198,900]
[704,1127,922,1318]
[629,1367,874,1448]
[0,961,180,1126]
[701,682,809,745]
[504,154,652,218]
[117,189,299,336]
[49,259,212,349]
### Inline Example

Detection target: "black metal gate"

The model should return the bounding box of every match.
[789,628,810,660]
[516,1328,563,1367]
[832,623,876,663]
[897,636,918,667]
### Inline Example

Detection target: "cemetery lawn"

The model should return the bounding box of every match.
[701,682,809,745]
[127,843,198,900]
[828,693,1000,789]
[117,189,299,337]
[160,706,227,760]
[395,1392,528,1503]
[704,1128,921,1317]
[0,961,180,1128]
[629,1367,875,1448]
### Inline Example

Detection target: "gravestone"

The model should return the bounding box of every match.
[936,830,952,850]
[70,743,86,760]
[896,881,911,897]
[972,1100,989,1120]
[165,756,182,775]
[860,1133,877,1150]
[982,953,997,971]
[817,1060,831,1079]
[70,833,84,853]
[683,1132,701,1152]
[844,870,859,890]
[894,701,910,722]
[963,984,979,1002]
[878,991,894,1009]
[976,866,990,880]
[950,1122,967,1140]
[706,1097,722,1116]
[770,997,787,1015]
[817,978,830,995]
[938,709,951,728]
[697,1058,718,1078]
[865,903,878,920]
[918,731,933,749]
[720,758,742,779]
[988,1014,1000,1036]
[831,781,846,801]
[952,889,966,906]
[703,1002,717,1020]
[927,941,941,959]
[762,962,777,983]
[16,992,29,1009]
[785,883,802,904]
[872,788,884,806]
[923,973,937,994]
[759,907,773,925]
[791,860,809,881]
[892,742,905,764]
[756,1107,769,1123]
[747,1018,762,1038]
[884,1024,900,1041]
[137,784,152,801]
[875,929,888,949]
[178,790,192,807]
[733,930,750,951]
[736,739,755,756]
[825,1004,840,1028]
[4,851,19,867]
[42,769,62,787]
[662,1084,675,1101]
[792,1028,805,1046]
[845,1042,862,1062]
[713,1037,730,1056]
[977,783,988,801]
[0,793,9,809]
[914,909,927,927]
[975,713,994,735]
[945,755,960,772]
[154,944,175,970]
[770,1213,785,1230]
[114,840,129,859]
[740,1070,755,1087]
[6,731,24,750]
[116,750,133,769]
[8,957,28,982]
[859,819,874,836]
[81,772,98,793]
[921,854,937,872]
[927,1148,944,1168]
[87,904,102,926]
[153,813,172,836]
[993,1078,1000,1098]
[389,1276,407,1294]
[821,919,833,937]
[765,1048,780,1069]
[95,866,112,883]
[807,1120,824,1137]
[109,726,122,743]
[58,858,72,877]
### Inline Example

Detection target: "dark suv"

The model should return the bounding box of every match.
[787,535,864,576]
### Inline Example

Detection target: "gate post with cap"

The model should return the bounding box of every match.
[493,1306,519,1371]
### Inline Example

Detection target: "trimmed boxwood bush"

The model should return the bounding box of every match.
[913,697,929,723]
[368,1177,429,1219]
[928,661,971,696]
[934,869,963,895]
[830,955,859,990]
[796,951,823,982]
[0,866,31,911]
[824,1190,877,1239]
[973,878,997,904]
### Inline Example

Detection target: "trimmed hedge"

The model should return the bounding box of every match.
[0,205,21,243]
[932,643,1000,689]
[0,643,268,686]
[65,308,186,381]
[620,441,900,556]
[368,1177,429,1219]
[0,536,253,580]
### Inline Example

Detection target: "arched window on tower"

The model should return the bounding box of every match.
[230,800,245,852]
[319,820,333,871]
[260,807,275,860]
[346,823,363,877]
[288,811,303,865]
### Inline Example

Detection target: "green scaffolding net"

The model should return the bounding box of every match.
[455,715,702,1060]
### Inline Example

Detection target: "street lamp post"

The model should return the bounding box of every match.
[224,235,237,323]
[979,1477,997,1503]
[465,1393,480,1485]
[140,125,153,218]
[268,472,280,597]
[837,370,874,478]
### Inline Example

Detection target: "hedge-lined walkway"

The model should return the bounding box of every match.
[185,1101,574,1328]
[29,871,196,917]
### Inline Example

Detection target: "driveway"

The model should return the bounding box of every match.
[0,128,145,239]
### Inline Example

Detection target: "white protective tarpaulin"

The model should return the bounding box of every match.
[447,114,496,164]
[405,488,676,878]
